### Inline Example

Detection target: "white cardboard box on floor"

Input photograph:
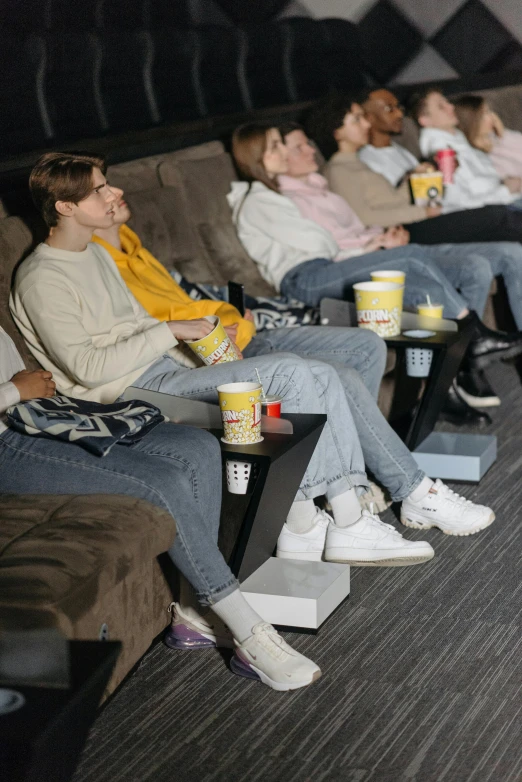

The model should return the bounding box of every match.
[241,557,350,629]
[413,432,497,481]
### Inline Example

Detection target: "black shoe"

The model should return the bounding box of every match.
[456,368,501,408]
[467,333,522,368]
[440,382,492,427]
[465,311,522,368]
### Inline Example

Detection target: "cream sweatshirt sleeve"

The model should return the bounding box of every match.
[14,278,177,389]
[0,382,20,416]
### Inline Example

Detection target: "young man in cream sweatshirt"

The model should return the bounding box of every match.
[11,153,496,583]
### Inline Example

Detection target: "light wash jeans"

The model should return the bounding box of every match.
[280,247,468,317]
[136,328,425,502]
[244,327,424,501]
[134,351,368,502]
[0,424,238,606]
[429,241,522,328]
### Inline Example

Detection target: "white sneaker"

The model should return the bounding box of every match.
[324,509,434,566]
[230,622,321,691]
[276,507,331,561]
[165,602,234,650]
[400,479,495,536]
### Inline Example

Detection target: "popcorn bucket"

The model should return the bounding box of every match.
[217,381,263,445]
[370,269,406,285]
[185,316,241,365]
[353,281,403,337]
[409,171,443,206]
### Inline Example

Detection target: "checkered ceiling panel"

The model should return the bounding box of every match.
[363,0,522,84]
[288,0,522,85]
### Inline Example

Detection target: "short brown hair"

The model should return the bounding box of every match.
[29,151,107,227]
[231,123,279,193]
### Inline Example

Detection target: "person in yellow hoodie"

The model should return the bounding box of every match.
[93,187,255,353]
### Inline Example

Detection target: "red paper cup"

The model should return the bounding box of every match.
[435,149,456,185]
[262,395,282,418]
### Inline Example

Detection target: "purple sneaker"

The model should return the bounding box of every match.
[164,603,234,650]
[230,651,261,681]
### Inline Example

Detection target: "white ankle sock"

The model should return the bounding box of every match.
[328,488,362,528]
[285,499,317,534]
[211,588,264,643]
[408,476,434,503]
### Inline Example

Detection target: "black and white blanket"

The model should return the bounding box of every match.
[7,396,167,457]
[171,271,321,330]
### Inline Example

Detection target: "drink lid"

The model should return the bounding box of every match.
[262,395,282,404]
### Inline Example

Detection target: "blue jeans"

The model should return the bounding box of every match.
[280,247,468,317]
[134,351,368,502]
[415,244,493,317]
[0,424,238,607]
[430,241,522,328]
[244,327,424,501]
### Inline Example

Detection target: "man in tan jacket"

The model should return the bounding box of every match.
[307,92,522,246]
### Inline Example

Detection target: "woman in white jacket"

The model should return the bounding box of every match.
[228,123,481,318]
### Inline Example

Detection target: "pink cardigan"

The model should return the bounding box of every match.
[278,173,381,255]
[490,129,522,180]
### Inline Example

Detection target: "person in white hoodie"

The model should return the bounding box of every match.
[411,87,522,212]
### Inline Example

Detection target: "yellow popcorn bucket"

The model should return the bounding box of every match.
[409,171,443,206]
[185,315,241,366]
[353,281,403,337]
[370,269,406,285]
[217,382,263,445]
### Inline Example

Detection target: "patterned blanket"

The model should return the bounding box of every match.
[7,396,167,457]
[171,271,320,330]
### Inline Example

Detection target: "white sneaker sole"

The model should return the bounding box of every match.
[249,663,322,691]
[456,386,501,408]
[324,549,434,567]
[400,511,495,537]
[276,549,323,562]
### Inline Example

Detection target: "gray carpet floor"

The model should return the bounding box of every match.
[73,362,522,782]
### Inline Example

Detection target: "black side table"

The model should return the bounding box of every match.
[385,315,475,450]
[214,413,326,581]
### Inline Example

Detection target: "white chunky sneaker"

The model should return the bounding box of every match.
[400,479,495,536]
[230,622,321,691]
[324,509,434,566]
[276,507,331,561]
[165,602,234,650]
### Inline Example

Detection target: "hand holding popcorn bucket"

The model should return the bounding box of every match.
[217,382,263,445]
[185,315,241,365]
[353,281,403,337]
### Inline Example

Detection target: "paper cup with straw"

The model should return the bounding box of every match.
[417,294,443,319]
[255,367,282,418]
